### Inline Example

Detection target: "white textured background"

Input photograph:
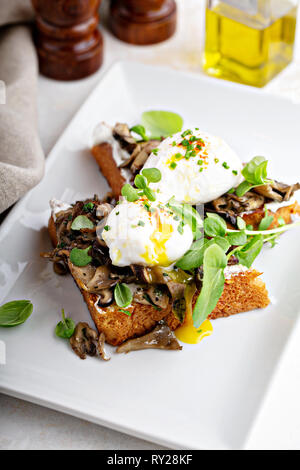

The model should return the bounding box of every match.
[1,0,300,450]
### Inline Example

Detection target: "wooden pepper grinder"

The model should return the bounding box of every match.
[110,0,177,45]
[32,0,103,81]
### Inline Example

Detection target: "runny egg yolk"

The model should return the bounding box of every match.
[175,284,213,344]
[142,222,174,267]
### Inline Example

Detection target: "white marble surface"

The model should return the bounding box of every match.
[1,0,300,450]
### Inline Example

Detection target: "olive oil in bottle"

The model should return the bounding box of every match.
[203,0,298,87]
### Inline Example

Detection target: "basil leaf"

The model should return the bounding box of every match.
[141,111,183,139]
[130,125,148,141]
[226,231,248,246]
[142,168,162,183]
[204,213,227,237]
[236,181,255,197]
[70,246,92,267]
[242,156,267,184]
[0,300,33,327]
[259,214,274,231]
[114,283,133,308]
[167,199,203,240]
[237,235,264,268]
[193,244,227,328]
[71,215,94,231]
[55,309,75,339]
[121,184,139,202]
[236,157,272,197]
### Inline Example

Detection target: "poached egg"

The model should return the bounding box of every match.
[102,197,193,268]
[143,128,243,204]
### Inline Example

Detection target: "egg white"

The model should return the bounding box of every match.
[102,198,193,268]
[143,129,243,205]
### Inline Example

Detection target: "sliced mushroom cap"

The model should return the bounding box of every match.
[212,192,265,215]
[133,285,170,309]
[97,288,114,308]
[116,322,182,354]
[119,143,142,168]
[68,263,96,287]
[70,322,98,360]
[253,181,300,202]
[53,260,69,276]
[96,203,113,219]
[131,265,153,284]
[146,285,170,309]
[97,332,110,361]
[91,240,110,266]
[130,140,161,173]
[86,266,118,294]
[113,123,137,154]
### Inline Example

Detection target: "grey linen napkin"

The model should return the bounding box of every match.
[0,0,44,214]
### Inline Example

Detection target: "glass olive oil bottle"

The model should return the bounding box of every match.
[203,0,298,87]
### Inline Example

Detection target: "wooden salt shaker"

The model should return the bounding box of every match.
[109,0,177,45]
[32,0,103,81]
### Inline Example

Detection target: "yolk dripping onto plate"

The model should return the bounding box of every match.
[175,284,213,344]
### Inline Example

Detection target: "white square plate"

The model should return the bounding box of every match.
[0,62,299,450]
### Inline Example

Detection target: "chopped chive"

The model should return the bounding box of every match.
[222,162,230,169]
[104,225,111,231]
[138,220,145,227]
[214,158,219,164]
[170,162,177,170]
[232,170,238,175]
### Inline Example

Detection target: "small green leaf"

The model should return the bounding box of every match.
[130,125,148,141]
[176,236,230,270]
[134,174,147,190]
[114,284,133,308]
[236,157,273,197]
[176,238,209,270]
[83,202,94,212]
[143,187,156,202]
[121,184,140,202]
[236,181,255,197]
[55,309,75,339]
[141,111,183,139]
[237,217,246,230]
[237,235,264,268]
[0,300,33,327]
[142,168,162,183]
[70,246,92,267]
[242,156,267,184]
[259,214,274,231]
[204,213,227,237]
[193,244,227,328]
[71,215,94,231]
[226,231,248,246]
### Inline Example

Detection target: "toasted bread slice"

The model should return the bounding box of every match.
[70,262,269,345]
[91,143,126,198]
